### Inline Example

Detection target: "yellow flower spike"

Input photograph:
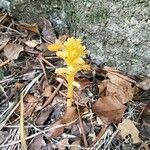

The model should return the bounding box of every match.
[48,37,89,107]
[48,43,64,51]
[56,51,67,60]
[55,68,68,78]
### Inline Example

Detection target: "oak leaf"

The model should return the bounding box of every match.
[92,96,126,124]
[4,43,24,60]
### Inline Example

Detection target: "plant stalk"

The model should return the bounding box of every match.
[67,75,74,107]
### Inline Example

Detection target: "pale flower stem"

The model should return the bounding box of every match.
[67,75,74,107]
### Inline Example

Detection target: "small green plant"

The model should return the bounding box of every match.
[48,37,89,107]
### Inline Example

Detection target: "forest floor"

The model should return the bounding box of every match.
[0,11,150,150]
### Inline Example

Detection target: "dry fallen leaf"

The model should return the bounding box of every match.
[23,94,39,118]
[35,106,53,125]
[29,135,46,150]
[47,119,64,138]
[74,79,92,90]
[141,104,150,124]
[103,66,121,73]
[25,40,39,48]
[4,43,24,60]
[92,96,126,124]
[17,23,39,34]
[105,80,134,104]
[104,67,136,83]
[16,94,38,118]
[100,73,136,104]
[39,18,56,42]
[55,138,69,150]
[15,82,25,90]
[70,139,81,150]
[136,78,150,90]
[107,72,135,86]
[118,119,141,144]
[98,80,109,95]
[62,106,78,124]
[42,84,52,98]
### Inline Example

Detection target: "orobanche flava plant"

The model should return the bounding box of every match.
[48,37,89,107]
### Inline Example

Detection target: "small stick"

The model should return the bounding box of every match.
[38,53,55,68]
[0,119,77,148]
[103,129,119,150]
[37,55,48,82]
[89,125,108,147]
[53,86,66,97]
[0,59,10,68]
[0,25,25,35]
[0,13,7,23]
[77,104,88,148]
[40,80,64,109]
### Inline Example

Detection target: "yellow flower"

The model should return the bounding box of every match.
[48,37,89,107]
[63,38,86,63]
[48,43,64,51]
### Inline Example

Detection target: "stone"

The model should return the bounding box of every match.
[0,0,150,76]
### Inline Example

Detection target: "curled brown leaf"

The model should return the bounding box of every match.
[92,96,126,124]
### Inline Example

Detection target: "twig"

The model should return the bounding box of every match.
[0,119,77,148]
[0,13,7,23]
[37,55,48,82]
[89,125,108,148]
[0,59,10,68]
[0,73,42,132]
[93,127,112,149]
[0,25,25,35]
[51,138,92,150]
[103,129,119,150]
[38,53,56,68]
[0,38,9,51]
[53,86,66,97]
[138,142,150,150]
[22,73,43,96]
[0,85,8,99]
[77,104,88,148]
[40,79,64,109]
